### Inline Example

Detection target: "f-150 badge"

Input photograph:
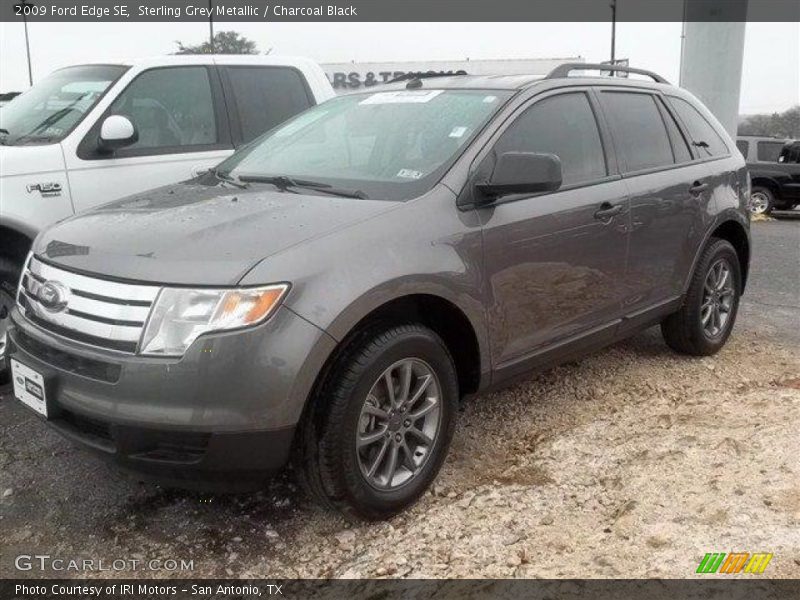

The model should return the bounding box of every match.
[26,182,62,197]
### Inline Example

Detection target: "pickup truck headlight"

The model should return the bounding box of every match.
[139,284,289,356]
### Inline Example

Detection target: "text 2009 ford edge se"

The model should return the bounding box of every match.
[8,64,750,520]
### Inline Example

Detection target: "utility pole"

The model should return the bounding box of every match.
[208,0,215,53]
[610,0,617,63]
[17,0,34,86]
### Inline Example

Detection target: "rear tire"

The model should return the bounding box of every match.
[661,238,741,356]
[749,186,774,215]
[296,323,458,521]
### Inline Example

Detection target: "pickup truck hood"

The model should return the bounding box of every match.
[0,143,65,177]
[34,180,395,285]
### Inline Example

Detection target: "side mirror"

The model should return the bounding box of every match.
[98,115,138,152]
[477,152,562,199]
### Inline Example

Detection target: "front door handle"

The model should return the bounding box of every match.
[594,202,624,220]
[689,181,709,195]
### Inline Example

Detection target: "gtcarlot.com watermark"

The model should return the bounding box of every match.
[15,554,194,572]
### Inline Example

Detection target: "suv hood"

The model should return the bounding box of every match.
[34,180,395,285]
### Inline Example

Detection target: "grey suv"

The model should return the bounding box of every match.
[6,64,750,520]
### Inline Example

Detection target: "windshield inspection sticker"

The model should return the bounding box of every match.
[483,95,498,103]
[360,90,445,105]
[396,169,424,179]
[449,126,468,138]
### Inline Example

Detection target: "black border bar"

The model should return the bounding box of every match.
[0,0,798,22]
[3,579,800,600]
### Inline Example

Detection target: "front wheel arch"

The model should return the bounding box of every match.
[0,224,33,267]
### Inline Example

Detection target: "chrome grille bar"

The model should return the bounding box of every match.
[16,255,160,353]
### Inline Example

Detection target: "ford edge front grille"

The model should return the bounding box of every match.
[16,255,160,354]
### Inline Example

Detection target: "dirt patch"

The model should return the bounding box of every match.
[1,327,799,579]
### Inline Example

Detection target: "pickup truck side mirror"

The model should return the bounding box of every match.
[476,152,563,199]
[98,115,138,152]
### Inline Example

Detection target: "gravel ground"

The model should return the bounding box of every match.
[1,220,798,579]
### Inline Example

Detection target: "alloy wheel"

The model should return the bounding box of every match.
[356,358,442,490]
[748,191,769,215]
[701,258,735,338]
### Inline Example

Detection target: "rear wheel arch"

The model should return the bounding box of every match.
[682,218,750,298]
[709,220,750,293]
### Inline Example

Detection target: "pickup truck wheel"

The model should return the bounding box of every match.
[297,324,458,521]
[749,187,773,215]
[0,257,20,385]
[661,238,741,356]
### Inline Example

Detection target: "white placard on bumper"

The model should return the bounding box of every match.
[10,359,48,417]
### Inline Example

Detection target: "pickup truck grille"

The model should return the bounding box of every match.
[16,255,160,354]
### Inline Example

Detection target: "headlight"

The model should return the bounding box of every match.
[139,284,288,356]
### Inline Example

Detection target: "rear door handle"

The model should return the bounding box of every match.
[594,202,624,220]
[689,181,708,195]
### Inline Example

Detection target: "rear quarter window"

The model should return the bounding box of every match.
[225,66,313,144]
[667,96,729,158]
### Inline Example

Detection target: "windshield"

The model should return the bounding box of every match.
[0,65,126,146]
[217,89,513,200]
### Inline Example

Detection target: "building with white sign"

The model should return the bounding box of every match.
[322,57,584,92]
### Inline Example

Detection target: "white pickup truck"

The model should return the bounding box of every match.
[0,55,335,372]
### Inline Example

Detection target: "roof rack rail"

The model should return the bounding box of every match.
[546,63,669,84]
[388,72,468,84]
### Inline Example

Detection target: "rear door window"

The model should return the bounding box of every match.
[666,96,728,157]
[600,91,675,173]
[224,67,313,144]
[493,92,607,186]
[757,141,785,162]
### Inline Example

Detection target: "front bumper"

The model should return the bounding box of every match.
[7,304,337,488]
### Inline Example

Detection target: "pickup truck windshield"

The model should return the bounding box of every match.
[218,89,513,201]
[0,65,126,146]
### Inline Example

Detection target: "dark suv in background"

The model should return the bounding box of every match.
[7,64,750,520]
[737,135,800,214]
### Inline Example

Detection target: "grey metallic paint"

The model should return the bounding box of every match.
[13,75,750,481]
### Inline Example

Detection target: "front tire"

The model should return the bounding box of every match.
[0,257,20,385]
[297,323,458,521]
[661,238,741,356]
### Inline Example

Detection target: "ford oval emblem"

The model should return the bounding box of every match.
[37,281,70,313]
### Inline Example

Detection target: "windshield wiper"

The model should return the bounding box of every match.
[0,128,9,135]
[214,169,249,189]
[237,175,369,199]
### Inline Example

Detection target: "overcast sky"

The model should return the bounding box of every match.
[0,21,797,113]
